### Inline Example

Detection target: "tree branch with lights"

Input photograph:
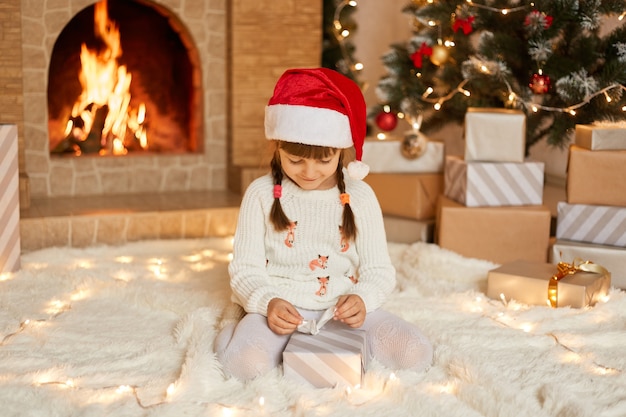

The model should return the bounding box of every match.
[371,0,626,153]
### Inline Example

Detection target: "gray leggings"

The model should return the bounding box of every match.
[214,308,433,381]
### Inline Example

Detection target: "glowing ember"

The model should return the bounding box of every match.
[58,0,148,156]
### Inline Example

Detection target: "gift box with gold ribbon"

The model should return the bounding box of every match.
[487,259,611,308]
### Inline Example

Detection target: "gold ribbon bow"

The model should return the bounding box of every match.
[548,259,608,308]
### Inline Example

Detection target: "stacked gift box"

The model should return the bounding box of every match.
[436,108,551,264]
[0,124,21,274]
[551,124,626,290]
[362,137,445,244]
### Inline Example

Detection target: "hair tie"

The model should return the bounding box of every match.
[340,193,350,206]
[273,184,282,199]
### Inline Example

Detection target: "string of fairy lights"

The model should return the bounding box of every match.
[330,0,365,84]
[409,1,626,116]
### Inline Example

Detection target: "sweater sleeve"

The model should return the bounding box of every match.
[227,178,280,316]
[348,181,396,312]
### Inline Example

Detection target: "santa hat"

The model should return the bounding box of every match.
[265,68,369,180]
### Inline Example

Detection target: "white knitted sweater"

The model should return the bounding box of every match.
[228,172,396,316]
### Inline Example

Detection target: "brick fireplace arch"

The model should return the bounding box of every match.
[48,0,200,156]
[21,0,227,198]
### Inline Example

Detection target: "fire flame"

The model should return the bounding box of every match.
[63,0,148,155]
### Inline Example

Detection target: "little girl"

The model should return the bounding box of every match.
[215,68,433,381]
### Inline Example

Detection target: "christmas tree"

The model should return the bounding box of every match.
[372,0,626,153]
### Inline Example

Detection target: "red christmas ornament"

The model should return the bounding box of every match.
[529,73,551,94]
[375,111,398,132]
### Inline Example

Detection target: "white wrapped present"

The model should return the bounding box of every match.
[464,108,526,162]
[361,138,444,173]
[575,124,626,151]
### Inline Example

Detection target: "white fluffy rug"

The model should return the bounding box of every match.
[1,238,625,417]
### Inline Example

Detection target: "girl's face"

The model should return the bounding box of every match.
[278,148,341,190]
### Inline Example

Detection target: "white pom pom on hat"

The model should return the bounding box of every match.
[265,68,370,180]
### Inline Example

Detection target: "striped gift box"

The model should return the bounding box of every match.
[283,325,367,388]
[0,125,21,273]
[444,156,544,207]
[556,202,626,247]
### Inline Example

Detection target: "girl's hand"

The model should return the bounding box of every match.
[334,294,366,328]
[267,298,303,335]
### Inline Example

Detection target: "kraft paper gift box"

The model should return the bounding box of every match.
[566,145,626,206]
[464,108,526,162]
[436,196,551,264]
[364,173,443,220]
[487,259,611,308]
[283,325,367,389]
[551,239,626,289]
[0,125,21,273]
[444,155,544,207]
[556,202,626,247]
[361,138,444,173]
[383,215,434,244]
[575,124,626,151]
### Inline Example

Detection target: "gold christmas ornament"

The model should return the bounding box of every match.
[401,130,428,159]
[430,44,450,66]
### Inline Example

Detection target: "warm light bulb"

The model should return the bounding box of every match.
[376,132,386,140]
[434,102,442,110]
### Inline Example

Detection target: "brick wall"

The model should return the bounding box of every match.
[0,0,27,206]
[228,0,322,192]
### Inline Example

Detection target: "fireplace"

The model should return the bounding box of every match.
[48,0,198,156]
[21,0,226,198]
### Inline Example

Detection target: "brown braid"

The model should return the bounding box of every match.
[336,152,357,241]
[269,150,291,231]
